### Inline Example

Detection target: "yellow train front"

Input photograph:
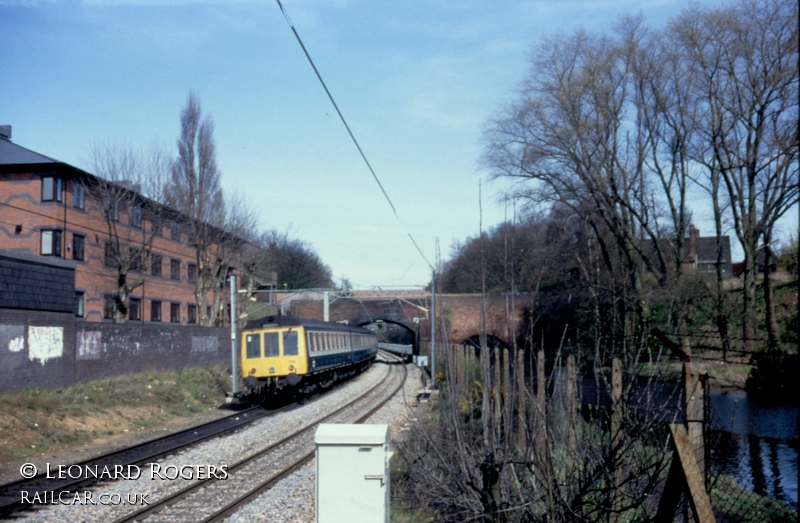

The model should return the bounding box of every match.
[240,315,378,398]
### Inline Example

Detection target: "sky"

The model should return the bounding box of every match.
[6,0,785,290]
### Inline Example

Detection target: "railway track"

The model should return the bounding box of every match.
[0,404,273,518]
[2,352,409,523]
[113,352,407,523]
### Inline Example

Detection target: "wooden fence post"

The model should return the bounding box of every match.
[566,354,578,482]
[655,424,717,523]
[502,347,511,440]
[684,362,705,483]
[610,357,623,523]
[516,347,527,454]
[535,350,546,461]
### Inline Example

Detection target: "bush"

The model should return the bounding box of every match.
[746,349,799,403]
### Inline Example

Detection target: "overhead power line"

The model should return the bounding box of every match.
[274,0,434,272]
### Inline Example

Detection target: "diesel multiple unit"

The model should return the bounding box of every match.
[241,316,378,397]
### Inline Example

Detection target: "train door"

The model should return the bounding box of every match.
[277,328,307,377]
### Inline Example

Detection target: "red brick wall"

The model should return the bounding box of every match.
[289,293,531,345]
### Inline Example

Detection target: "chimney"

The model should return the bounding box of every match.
[688,225,699,260]
[0,125,11,141]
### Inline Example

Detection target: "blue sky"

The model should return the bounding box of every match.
[4,0,771,289]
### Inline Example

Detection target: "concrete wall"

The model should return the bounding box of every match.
[0,309,230,394]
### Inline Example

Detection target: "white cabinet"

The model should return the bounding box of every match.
[315,424,391,523]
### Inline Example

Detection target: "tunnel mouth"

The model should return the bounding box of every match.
[359,318,417,355]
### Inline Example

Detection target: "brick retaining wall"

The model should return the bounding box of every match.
[0,311,229,394]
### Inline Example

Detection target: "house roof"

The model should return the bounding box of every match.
[0,137,62,168]
[694,236,732,263]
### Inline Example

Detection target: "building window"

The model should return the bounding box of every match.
[130,206,142,228]
[170,302,180,323]
[104,196,119,222]
[73,182,85,209]
[129,297,141,321]
[151,254,162,276]
[103,295,116,319]
[188,263,197,284]
[170,259,180,280]
[150,300,162,322]
[152,214,162,236]
[72,234,85,261]
[40,229,62,257]
[104,242,117,267]
[187,304,197,324]
[129,248,142,272]
[41,177,62,202]
[170,221,181,241]
[76,292,84,317]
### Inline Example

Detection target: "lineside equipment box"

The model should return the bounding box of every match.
[315,424,391,523]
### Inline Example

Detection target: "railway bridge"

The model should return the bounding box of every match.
[287,291,535,353]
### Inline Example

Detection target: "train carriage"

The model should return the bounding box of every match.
[241,316,378,397]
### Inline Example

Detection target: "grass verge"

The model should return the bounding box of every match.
[0,365,231,465]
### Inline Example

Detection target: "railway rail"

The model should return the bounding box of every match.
[113,352,407,523]
[3,352,408,523]
[0,405,273,518]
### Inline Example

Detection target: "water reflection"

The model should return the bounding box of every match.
[710,390,798,509]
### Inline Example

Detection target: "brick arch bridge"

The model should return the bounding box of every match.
[289,293,534,352]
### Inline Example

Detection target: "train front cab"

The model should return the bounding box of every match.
[242,326,308,389]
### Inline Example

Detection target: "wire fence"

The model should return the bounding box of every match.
[399,342,797,522]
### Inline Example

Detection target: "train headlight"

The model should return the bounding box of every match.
[249,368,256,375]
[289,364,295,371]
[269,367,276,373]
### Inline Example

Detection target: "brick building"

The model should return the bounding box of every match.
[0,126,245,324]
[683,225,733,278]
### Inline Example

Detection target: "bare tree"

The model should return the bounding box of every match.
[207,190,259,326]
[675,0,799,349]
[88,142,170,322]
[482,25,670,337]
[165,91,232,326]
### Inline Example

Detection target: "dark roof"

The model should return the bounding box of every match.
[243,315,371,334]
[694,236,732,263]
[0,250,76,313]
[0,138,61,168]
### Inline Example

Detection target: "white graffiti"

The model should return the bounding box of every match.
[77,331,102,360]
[8,335,24,352]
[28,326,64,365]
[191,336,218,353]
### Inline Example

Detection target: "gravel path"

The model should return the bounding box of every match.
[8,360,423,523]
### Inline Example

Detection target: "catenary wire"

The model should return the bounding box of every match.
[274,0,434,272]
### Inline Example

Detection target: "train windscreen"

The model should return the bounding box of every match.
[265,332,279,357]
[246,334,261,358]
[283,330,298,356]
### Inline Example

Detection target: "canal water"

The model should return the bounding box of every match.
[709,389,798,510]
[576,377,797,510]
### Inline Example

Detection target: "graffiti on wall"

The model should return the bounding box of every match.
[1,324,24,353]
[191,336,219,353]
[77,331,102,360]
[28,326,64,365]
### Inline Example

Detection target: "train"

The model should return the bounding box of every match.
[240,315,378,400]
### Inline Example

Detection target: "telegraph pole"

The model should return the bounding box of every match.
[430,269,436,386]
